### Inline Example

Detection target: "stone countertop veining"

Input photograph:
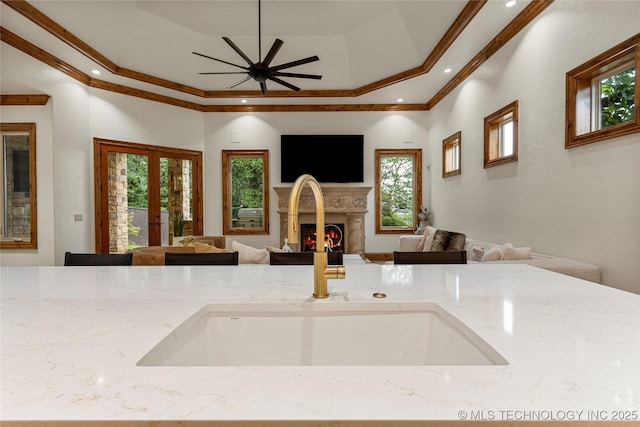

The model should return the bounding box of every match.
[1,263,638,424]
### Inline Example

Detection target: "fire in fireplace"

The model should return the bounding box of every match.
[300,223,344,252]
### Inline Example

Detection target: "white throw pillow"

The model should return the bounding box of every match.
[419,226,438,252]
[503,246,532,260]
[480,245,503,262]
[231,240,270,264]
[416,226,435,251]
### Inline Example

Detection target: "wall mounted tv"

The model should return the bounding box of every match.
[280,134,364,183]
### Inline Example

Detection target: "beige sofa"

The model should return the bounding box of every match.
[398,234,601,283]
[127,236,226,265]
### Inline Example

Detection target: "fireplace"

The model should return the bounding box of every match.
[300,223,344,252]
[274,185,372,254]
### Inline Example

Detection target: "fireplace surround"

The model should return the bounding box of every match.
[274,186,372,254]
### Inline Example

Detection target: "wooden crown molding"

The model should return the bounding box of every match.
[1,0,554,112]
[1,94,50,105]
[427,0,555,109]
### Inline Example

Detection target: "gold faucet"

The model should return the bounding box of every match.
[287,174,346,298]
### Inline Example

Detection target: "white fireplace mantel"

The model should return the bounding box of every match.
[273,186,372,254]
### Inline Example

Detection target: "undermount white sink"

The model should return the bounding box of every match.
[137,302,508,366]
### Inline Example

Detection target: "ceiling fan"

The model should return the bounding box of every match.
[193,0,322,94]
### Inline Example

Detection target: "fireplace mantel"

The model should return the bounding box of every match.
[273,186,372,254]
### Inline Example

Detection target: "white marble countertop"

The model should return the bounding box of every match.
[1,262,638,424]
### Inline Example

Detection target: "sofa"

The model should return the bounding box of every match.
[398,231,601,283]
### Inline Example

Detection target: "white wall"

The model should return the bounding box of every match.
[204,112,429,251]
[427,1,640,293]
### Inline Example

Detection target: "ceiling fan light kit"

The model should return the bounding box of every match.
[193,0,322,94]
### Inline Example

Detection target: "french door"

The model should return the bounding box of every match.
[94,138,203,253]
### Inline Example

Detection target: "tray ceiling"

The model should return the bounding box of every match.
[1,0,544,109]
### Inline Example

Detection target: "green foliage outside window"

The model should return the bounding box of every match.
[126,155,171,210]
[231,157,263,218]
[600,67,635,128]
[380,156,415,227]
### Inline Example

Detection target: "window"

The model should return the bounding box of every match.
[375,149,422,234]
[566,34,639,148]
[442,131,461,178]
[1,123,37,249]
[222,150,269,235]
[484,101,518,168]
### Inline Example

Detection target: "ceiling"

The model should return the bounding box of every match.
[1,0,538,109]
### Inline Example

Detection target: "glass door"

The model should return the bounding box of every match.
[94,139,202,253]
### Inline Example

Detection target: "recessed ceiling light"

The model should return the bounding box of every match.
[444,68,452,73]
[505,0,517,7]
[397,98,403,103]
[91,70,101,75]
[241,99,247,103]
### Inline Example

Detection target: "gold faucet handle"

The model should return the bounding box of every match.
[324,265,346,280]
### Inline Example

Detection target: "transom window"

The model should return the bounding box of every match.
[566,34,639,148]
[484,101,518,168]
[442,131,461,178]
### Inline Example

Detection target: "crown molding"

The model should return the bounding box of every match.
[0,94,50,105]
[1,0,554,112]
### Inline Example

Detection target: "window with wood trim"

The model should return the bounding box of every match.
[222,150,269,235]
[566,34,639,148]
[375,149,422,234]
[442,131,461,178]
[484,101,518,168]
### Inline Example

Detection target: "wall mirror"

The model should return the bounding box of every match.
[1,123,37,249]
[222,149,269,235]
[375,148,422,234]
[442,131,461,178]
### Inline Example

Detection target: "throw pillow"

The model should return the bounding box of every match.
[417,226,437,251]
[193,241,229,253]
[429,230,467,251]
[231,240,270,264]
[480,245,503,262]
[503,246,532,260]
[264,245,286,253]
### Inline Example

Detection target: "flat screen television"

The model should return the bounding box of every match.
[280,134,364,183]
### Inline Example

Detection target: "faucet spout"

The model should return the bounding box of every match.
[287,174,346,298]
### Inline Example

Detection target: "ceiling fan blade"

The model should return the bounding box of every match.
[227,76,253,89]
[222,37,255,66]
[262,39,284,67]
[268,76,301,91]
[193,51,248,71]
[260,81,268,94]
[199,72,248,75]
[270,56,319,72]
[273,71,322,80]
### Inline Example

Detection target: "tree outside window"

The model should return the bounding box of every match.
[599,66,635,129]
